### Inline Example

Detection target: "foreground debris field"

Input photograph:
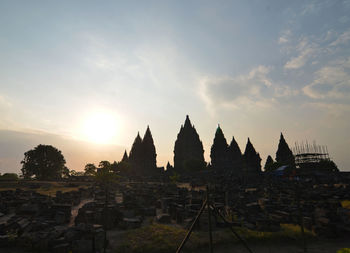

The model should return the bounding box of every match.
[0,177,349,252]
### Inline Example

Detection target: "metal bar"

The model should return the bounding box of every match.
[207,186,213,253]
[296,182,307,252]
[176,198,208,253]
[210,204,254,253]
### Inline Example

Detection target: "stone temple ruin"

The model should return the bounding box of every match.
[0,115,349,252]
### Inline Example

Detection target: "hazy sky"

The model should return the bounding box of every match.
[1,0,350,174]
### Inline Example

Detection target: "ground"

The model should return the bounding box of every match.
[1,181,349,253]
[0,180,92,196]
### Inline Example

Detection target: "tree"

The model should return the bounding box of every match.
[243,138,261,174]
[174,115,205,173]
[0,173,19,181]
[276,133,295,166]
[95,161,119,202]
[21,144,66,180]
[114,161,131,177]
[62,166,70,178]
[70,170,84,177]
[84,163,97,176]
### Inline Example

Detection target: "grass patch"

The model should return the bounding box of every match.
[337,249,350,253]
[233,224,315,243]
[0,181,92,196]
[116,223,316,253]
[116,224,205,253]
[341,200,350,209]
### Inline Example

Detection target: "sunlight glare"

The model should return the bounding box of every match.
[83,112,118,144]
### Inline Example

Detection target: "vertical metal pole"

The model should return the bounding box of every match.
[296,182,307,252]
[176,198,208,253]
[211,205,253,253]
[207,185,213,253]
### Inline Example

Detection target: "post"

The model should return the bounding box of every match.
[207,185,213,253]
[211,205,253,253]
[296,182,307,252]
[176,198,208,253]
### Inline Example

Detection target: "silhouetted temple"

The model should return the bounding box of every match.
[210,126,245,177]
[142,126,157,173]
[264,155,274,171]
[129,126,157,177]
[228,136,244,174]
[122,150,128,162]
[276,133,295,166]
[129,132,143,174]
[243,138,261,174]
[210,125,230,173]
[173,115,205,174]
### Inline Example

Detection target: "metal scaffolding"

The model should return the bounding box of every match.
[292,140,330,166]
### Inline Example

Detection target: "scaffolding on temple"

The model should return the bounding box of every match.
[292,140,330,166]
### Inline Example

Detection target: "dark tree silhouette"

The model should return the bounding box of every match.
[210,125,230,172]
[141,126,157,174]
[174,115,205,173]
[84,163,97,176]
[0,173,19,181]
[264,155,274,172]
[21,144,66,180]
[228,136,244,174]
[243,138,261,174]
[276,133,295,166]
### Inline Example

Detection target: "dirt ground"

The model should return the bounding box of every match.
[105,226,349,253]
[209,239,350,253]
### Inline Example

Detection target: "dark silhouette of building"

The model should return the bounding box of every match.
[264,155,274,171]
[122,150,128,162]
[142,126,157,174]
[292,141,338,173]
[128,127,157,177]
[174,115,205,173]
[129,132,143,175]
[228,136,244,175]
[276,133,295,166]
[243,138,261,174]
[210,125,230,173]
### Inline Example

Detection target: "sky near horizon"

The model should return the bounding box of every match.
[1,0,350,174]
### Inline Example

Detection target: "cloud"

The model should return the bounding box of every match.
[278,30,292,44]
[303,58,350,99]
[301,0,333,15]
[284,37,318,69]
[198,65,298,114]
[307,101,350,114]
[284,47,315,69]
[330,30,350,47]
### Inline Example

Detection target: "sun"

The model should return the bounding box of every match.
[83,112,118,144]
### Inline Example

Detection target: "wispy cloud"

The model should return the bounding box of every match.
[198,65,299,114]
[278,30,292,44]
[301,0,334,15]
[330,30,350,47]
[303,58,350,99]
[284,37,319,69]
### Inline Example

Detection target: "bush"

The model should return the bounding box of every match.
[337,249,350,253]
[0,173,19,181]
